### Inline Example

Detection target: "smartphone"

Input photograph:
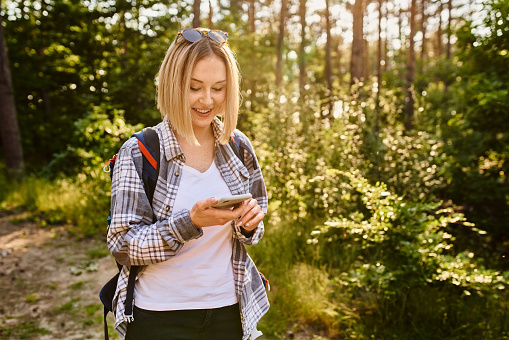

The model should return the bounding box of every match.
[212,194,252,209]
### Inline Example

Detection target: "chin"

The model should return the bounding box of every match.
[192,115,216,130]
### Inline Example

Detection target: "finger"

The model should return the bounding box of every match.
[237,200,261,226]
[247,211,265,228]
[196,197,218,210]
[238,198,257,215]
[240,211,265,232]
[210,204,244,224]
[232,199,249,213]
[192,201,239,228]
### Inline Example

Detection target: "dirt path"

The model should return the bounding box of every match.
[0,211,321,340]
[0,211,119,339]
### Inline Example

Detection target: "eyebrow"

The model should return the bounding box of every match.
[191,78,227,84]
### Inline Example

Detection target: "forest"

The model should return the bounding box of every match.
[0,0,508,338]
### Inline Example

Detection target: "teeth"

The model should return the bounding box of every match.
[195,108,211,113]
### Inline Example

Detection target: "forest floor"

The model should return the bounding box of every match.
[0,210,120,339]
[0,210,321,340]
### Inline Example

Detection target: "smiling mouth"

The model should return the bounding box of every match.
[194,108,212,114]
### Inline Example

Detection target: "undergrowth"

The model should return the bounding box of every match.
[1,165,507,339]
[0,170,110,237]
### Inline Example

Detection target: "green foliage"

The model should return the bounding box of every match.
[3,0,184,171]
[307,171,508,338]
[4,0,109,168]
[434,0,509,249]
[0,172,111,236]
[368,129,447,200]
[2,0,509,338]
[25,294,40,303]
[44,104,142,178]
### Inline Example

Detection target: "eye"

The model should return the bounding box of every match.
[190,87,200,92]
[213,87,224,92]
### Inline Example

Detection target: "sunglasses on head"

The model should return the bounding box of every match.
[178,28,229,45]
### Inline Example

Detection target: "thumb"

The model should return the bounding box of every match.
[203,197,218,208]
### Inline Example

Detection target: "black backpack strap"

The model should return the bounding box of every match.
[103,305,109,340]
[124,265,140,323]
[100,272,120,340]
[133,128,160,206]
[99,265,140,340]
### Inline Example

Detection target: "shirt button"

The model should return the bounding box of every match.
[175,172,180,177]
[165,206,170,211]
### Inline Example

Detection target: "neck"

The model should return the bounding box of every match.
[174,125,215,148]
[192,124,215,145]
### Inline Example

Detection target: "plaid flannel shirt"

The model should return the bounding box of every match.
[107,116,269,339]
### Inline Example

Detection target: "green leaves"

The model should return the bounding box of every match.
[308,170,507,307]
[43,104,142,178]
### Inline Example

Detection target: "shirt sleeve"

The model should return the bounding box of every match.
[107,138,202,266]
[232,132,268,245]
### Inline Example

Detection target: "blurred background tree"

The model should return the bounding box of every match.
[1,0,508,338]
[0,4,24,179]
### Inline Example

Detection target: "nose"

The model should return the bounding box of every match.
[199,90,213,105]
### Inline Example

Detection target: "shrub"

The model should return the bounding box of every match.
[308,171,509,338]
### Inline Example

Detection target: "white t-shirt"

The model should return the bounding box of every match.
[134,160,238,311]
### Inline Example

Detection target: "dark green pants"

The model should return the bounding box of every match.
[125,303,243,340]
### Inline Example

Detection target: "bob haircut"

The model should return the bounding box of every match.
[157,32,240,146]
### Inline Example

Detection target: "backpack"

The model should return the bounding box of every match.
[99,129,269,340]
[100,127,160,340]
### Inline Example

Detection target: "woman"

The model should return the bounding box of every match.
[107,28,269,340]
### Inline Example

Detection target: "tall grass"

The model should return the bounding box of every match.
[249,208,356,338]
[0,170,110,237]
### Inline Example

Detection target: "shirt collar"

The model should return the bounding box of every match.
[160,116,225,162]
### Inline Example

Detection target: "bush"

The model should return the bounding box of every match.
[308,171,509,338]
[43,104,143,178]
[0,105,139,236]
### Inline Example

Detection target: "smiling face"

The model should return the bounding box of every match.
[188,55,227,133]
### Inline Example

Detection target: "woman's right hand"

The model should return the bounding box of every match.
[189,197,245,228]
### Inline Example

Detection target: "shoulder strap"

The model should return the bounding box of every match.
[132,127,160,205]
[102,128,160,340]
[228,132,258,170]
[122,128,159,333]
[228,134,244,165]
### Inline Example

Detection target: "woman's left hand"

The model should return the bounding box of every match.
[236,198,265,234]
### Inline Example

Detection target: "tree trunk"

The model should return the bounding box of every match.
[248,0,256,33]
[446,0,452,60]
[0,11,25,179]
[398,5,405,50]
[208,0,214,28]
[376,0,383,133]
[276,0,287,89]
[363,38,369,81]
[420,0,427,67]
[437,1,443,57]
[193,0,201,28]
[405,0,416,131]
[350,0,366,84]
[298,0,307,101]
[325,0,333,120]
[337,37,344,83]
[384,8,389,72]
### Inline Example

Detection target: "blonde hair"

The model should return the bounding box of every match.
[157,34,240,145]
